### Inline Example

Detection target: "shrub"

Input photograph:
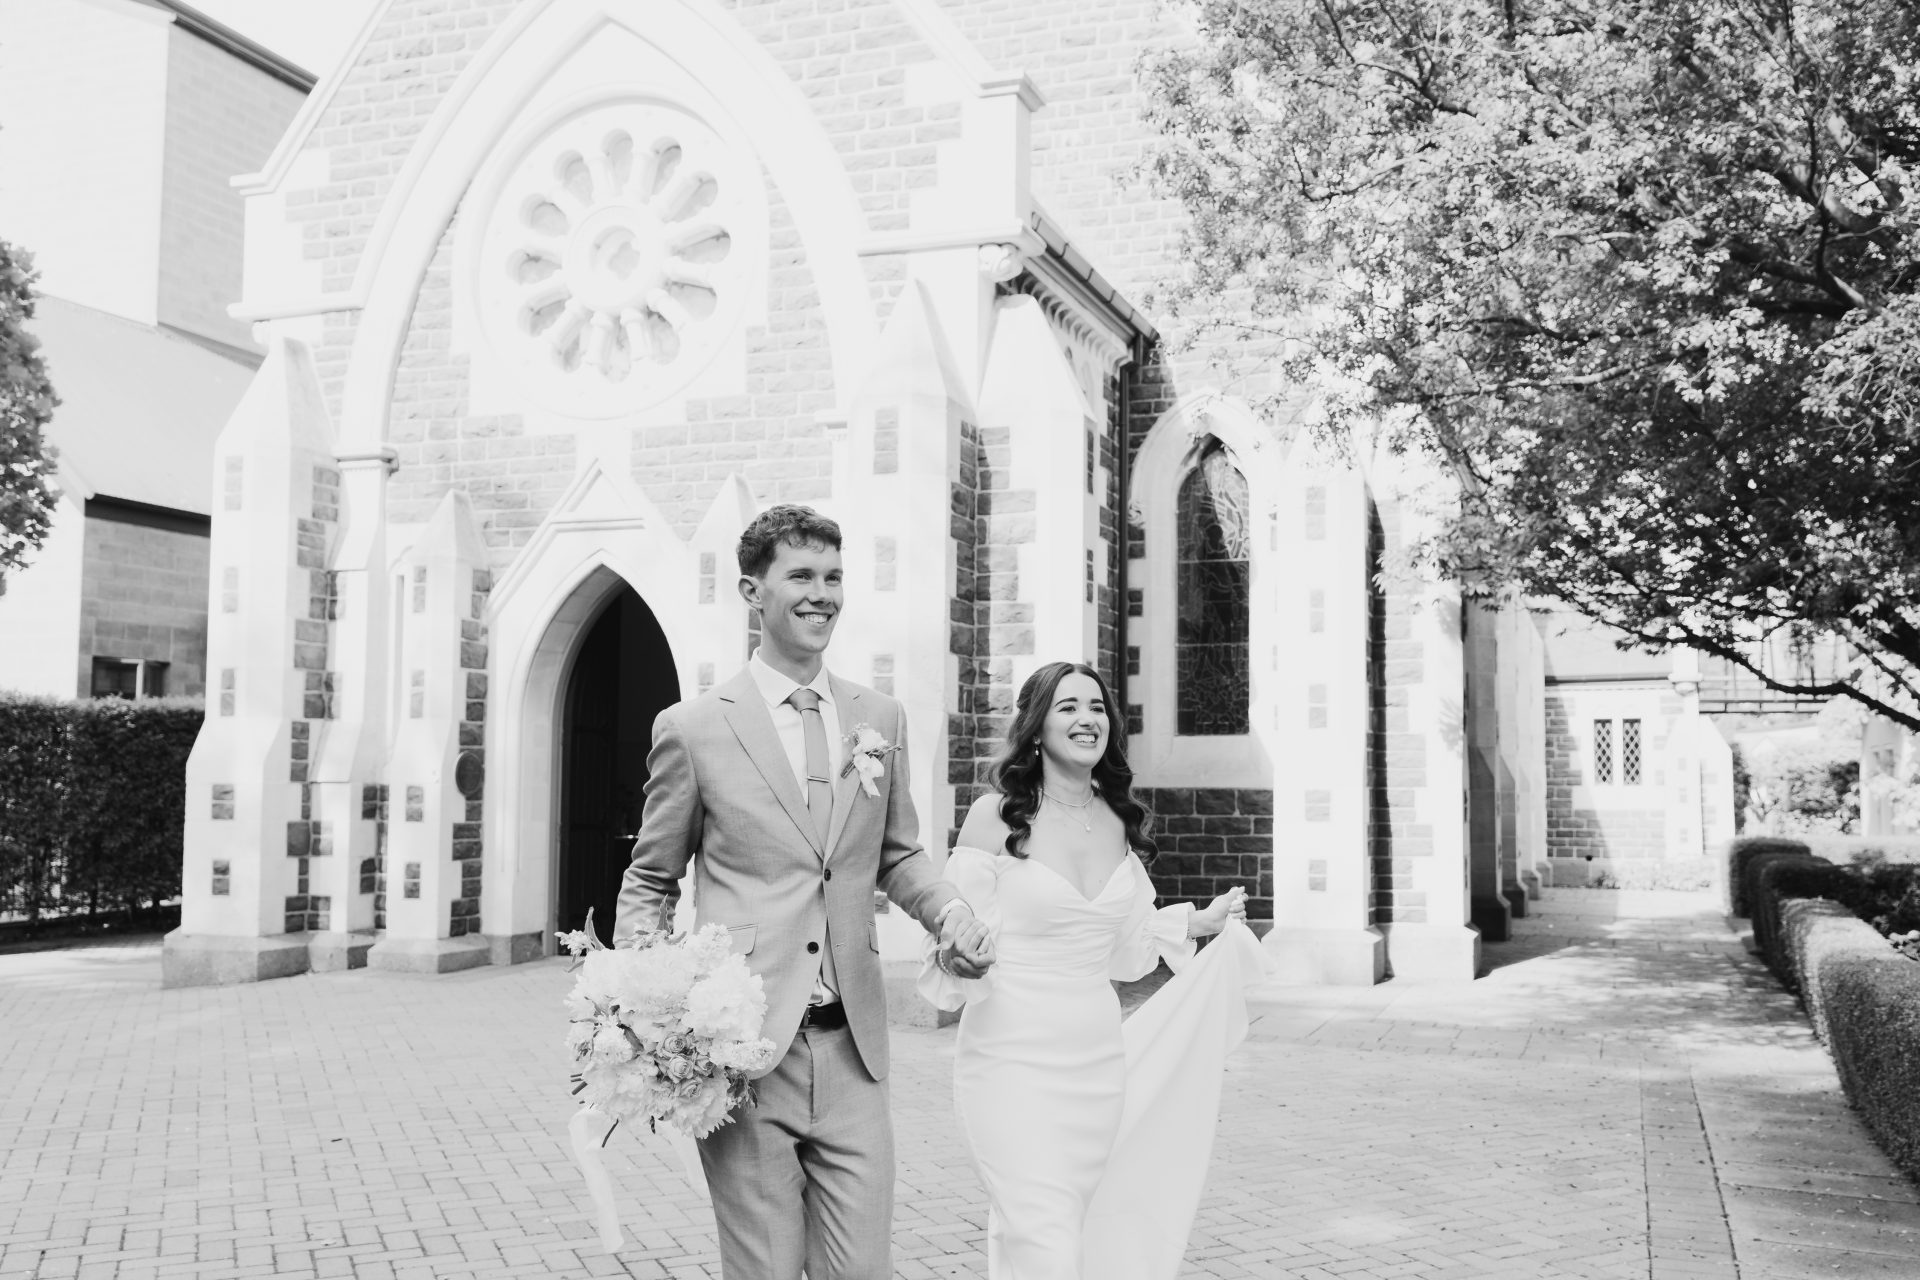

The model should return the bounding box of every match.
[1780,900,1885,1038]
[1747,853,1834,977]
[0,697,69,920]
[0,694,202,924]
[1821,949,1920,1183]
[1798,835,1920,868]
[1727,836,1813,917]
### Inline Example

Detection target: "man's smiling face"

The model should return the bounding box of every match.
[743,537,844,677]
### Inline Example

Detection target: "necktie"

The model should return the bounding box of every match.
[788,687,834,846]
[788,686,838,1003]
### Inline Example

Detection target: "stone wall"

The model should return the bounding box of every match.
[158,24,305,353]
[1544,688,1673,874]
[1135,787,1273,917]
[77,508,211,698]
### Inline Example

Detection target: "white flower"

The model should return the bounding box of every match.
[841,723,897,798]
[710,1037,778,1073]
[591,1025,635,1065]
[684,958,768,1042]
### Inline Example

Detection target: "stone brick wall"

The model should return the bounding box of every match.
[158,25,306,354]
[1136,787,1273,918]
[292,0,969,424]
[450,570,491,937]
[947,421,1037,836]
[1544,689,1671,869]
[1366,499,1431,925]
[940,0,1188,303]
[76,509,210,698]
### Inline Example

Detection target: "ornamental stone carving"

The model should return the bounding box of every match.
[475,101,755,418]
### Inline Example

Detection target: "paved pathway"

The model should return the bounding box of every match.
[1,889,1915,1279]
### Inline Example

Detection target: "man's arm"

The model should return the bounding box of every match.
[871,703,994,977]
[871,702,960,934]
[613,704,703,942]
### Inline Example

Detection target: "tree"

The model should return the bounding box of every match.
[1140,0,1920,726]
[0,239,57,577]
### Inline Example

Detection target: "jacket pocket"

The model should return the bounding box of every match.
[727,924,757,956]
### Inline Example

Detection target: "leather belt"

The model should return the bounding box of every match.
[799,1001,848,1031]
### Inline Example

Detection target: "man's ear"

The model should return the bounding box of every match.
[737,574,763,610]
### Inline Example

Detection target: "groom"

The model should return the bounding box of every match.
[615,504,991,1280]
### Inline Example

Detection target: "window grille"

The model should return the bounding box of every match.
[1175,440,1250,735]
[1622,719,1643,784]
[1593,719,1614,784]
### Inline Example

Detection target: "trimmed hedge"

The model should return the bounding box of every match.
[1780,900,1886,1040]
[1823,942,1920,1182]
[1744,851,1831,969]
[1727,836,1814,916]
[0,694,202,924]
[1751,861,1920,1185]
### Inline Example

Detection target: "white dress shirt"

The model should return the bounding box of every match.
[746,650,844,819]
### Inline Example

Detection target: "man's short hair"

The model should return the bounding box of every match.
[736,504,843,577]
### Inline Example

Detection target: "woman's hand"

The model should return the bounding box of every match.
[1189,885,1249,938]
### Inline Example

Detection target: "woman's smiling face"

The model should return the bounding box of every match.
[1038,671,1109,773]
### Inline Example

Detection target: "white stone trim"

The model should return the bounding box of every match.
[482,461,741,946]
[239,0,881,449]
[1127,394,1278,789]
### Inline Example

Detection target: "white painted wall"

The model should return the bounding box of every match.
[0,488,86,696]
[0,0,172,324]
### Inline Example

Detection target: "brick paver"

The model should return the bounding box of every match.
[2,890,1916,1278]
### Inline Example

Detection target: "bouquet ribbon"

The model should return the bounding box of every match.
[568,1107,712,1255]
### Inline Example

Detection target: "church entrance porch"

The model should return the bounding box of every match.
[556,586,676,947]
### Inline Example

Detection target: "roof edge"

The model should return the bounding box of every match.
[138,0,317,91]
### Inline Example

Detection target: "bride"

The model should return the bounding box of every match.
[919,660,1264,1279]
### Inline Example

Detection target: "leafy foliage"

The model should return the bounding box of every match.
[0,695,201,924]
[0,240,57,576]
[1142,0,1920,725]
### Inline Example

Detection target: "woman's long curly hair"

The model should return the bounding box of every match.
[989,661,1157,862]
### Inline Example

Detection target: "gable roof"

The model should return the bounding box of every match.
[29,296,258,518]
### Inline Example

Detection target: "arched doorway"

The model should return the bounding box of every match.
[556,586,677,944]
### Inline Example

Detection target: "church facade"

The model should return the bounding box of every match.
[166,0,1579,989]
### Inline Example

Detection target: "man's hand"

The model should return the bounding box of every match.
[939,902,995,980]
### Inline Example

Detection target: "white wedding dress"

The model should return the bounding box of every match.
[918,844,1271,1280]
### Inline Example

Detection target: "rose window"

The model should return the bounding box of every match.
[474,103,757,417]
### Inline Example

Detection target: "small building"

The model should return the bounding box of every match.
[1536,611,1736,886]
[0,0,310,698]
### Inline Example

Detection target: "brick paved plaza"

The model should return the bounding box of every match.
[4,890,1919,1279]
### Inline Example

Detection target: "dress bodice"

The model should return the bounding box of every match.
[919,844,1196,1004]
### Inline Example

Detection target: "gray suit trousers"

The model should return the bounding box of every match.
[698,1024,892,1280]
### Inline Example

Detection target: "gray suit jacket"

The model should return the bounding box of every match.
[614,667,959,1081]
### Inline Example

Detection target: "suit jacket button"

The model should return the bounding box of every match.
[807,941,820,954]
[824,868,833,881]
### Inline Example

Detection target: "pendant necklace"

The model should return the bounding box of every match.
[1042,786,1096,833]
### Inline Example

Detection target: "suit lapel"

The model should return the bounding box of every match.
[823,677,867,858]
[719,670,823,857]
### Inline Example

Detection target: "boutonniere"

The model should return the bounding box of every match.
[839,723,901,798]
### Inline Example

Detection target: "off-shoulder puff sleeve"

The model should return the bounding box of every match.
[916,846,1000,1011]
[1109,854,1196,982]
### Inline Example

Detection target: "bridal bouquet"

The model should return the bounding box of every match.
[558,914,779,1140]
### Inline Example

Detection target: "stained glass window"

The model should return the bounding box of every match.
[1622,719,1642,784]
[1175,442,1250,735]
[1593,719,1614,784]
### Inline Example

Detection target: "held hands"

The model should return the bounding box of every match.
[938,902,995,980]
[1189,885,1249,939]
